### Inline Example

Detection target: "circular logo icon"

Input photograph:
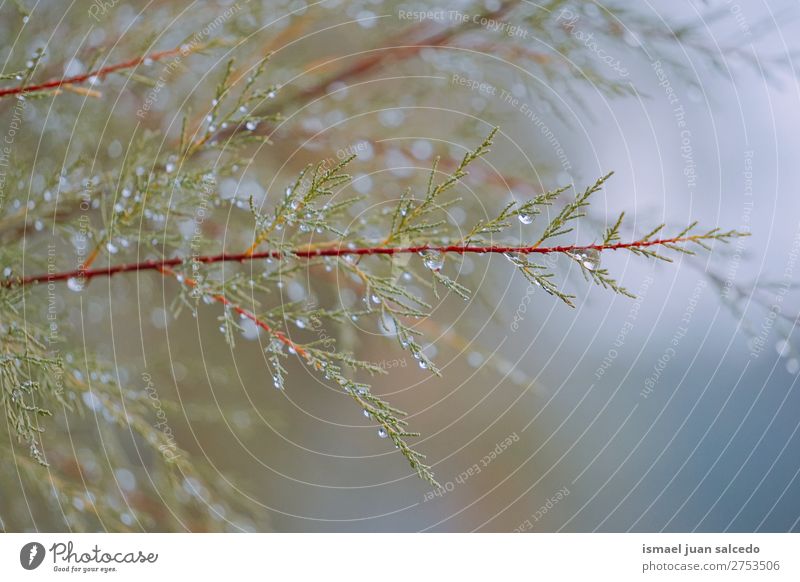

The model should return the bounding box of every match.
[20,542,46,570]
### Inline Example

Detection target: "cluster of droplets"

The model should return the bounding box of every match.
[362,289,382,312]
[574,248,601,271]
[397,335,432,370]
[275,185,325,233]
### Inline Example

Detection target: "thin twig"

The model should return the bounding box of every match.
[156,265,307,357]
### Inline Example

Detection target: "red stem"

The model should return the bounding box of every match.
[0,46,188,98]
[3,236,696,289]
[1,1,519,100]
[157,265,307,357]
[292,0,519,104]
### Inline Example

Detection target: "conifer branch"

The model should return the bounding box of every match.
[2,231,746,290]
[0,44,209,99]
[154,265,438,485]
[0,118,744,487]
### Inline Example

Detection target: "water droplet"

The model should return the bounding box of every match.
[377,427,388,438]
[420,250,444,272]
[67,277,84,292]
[775,339,790,358]
[467,351,483,367]
[240,319,260,340]
[411,139,433,160]
[371,294,381,304]
[362,409,371,419]
[245,120,258,131]
[273,375,284,390]
[3,267,11,277]
[419,360,428,370]
[581,248,601,271]
[518,212,534,225]
[295,319,306,329]
[106,242,118,254]
[787,358,799,374]
[378,109,405,128]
